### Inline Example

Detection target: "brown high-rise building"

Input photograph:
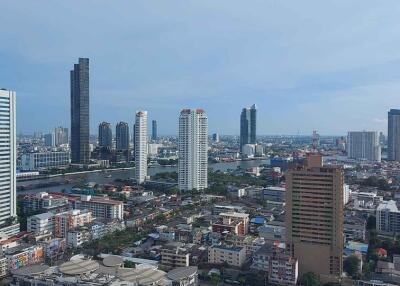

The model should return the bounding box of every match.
[285,153,343,283]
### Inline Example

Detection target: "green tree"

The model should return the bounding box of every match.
[344,255,360,277]
[299,272,319,286]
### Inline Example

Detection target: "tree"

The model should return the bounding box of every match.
[299,272,319,286]
[344,255,360,277]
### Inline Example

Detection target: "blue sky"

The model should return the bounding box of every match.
[1,1,400,135]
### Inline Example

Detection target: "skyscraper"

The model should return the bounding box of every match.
[178,109,208,191]
[286,154,343,282]
[54,126,68,146]
[116,122,130,151]
[44,132,56,147]
[388,109,400,161]
[240,104,257,153]
[0,89,19,235]
[70,58,90,165]
[347,131,381,162]
[134,111,148,183]
[98,122,112,149]
[152,120,157,140]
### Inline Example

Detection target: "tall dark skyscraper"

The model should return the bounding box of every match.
[116,121,130,150]
[70,58,90,164]
[98,122,112,148]
[152,120,157,140]
[240,104,257,153]
[388,109,400,161]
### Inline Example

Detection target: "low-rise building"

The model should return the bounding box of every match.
[212,212,249,236]
[263,186,285,202]
[3,245,44,272]
[67,228,91,248]
[69,195,123,221]
[208,245,246,267]
[0,257,7,278]
[20,192,69,215]
[251,245,298,285]
[27,212,55,235]
[161,243,190,270]
[54,209,92,239]
[376,200,400,235]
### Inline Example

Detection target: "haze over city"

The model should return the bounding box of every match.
[2,1,400,135]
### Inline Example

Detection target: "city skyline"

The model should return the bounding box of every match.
[2,1,400,135]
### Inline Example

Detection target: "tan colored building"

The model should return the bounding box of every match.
[161,243,190,270]
[212,212,249,236]
[208,244,246,267]
[285,153,343,282]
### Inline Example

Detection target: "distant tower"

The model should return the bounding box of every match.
[70,58,90,164]
[54,127,68,146]
[44,132,56,148]
[152,120,157,140]
[98,122,112,149]
[135,111,148,183]
[312,130,320,151]
[388,109,400,161]
[212,133,220,143]
[116,122,130,151]
[347,131,381,162]
[240,104,257,153]
[178,109,208,191]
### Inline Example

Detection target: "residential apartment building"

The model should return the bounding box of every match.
[286,153,343,282]
[67,228,91,248]
[0,89,19,236]
[69,195,123,220]
[178,109,208,191]
[161,243,190,270]
[19,192,69,215]
[98,122,112,149]
[388,109,400,161]
[208,245,246,267]
[116,121,129,151]
[347,131,381,162]
[251,245,298,285]
[376,200,400,235]
[21,151,70,171]
[240,104,257,153]
[212,212,249,236]
[54,209,92,238]
[27,213,55,235]
[135,111,148,183]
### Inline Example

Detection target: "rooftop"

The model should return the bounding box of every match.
[167,266,198,281]
[377,200,399,212]
[59,259,99,275]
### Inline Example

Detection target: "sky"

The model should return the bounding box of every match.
[1,1,400,136]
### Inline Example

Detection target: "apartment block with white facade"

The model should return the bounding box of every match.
[376,200,400,235]
[178,109,208,191]
[27,212,55,235]
[347,131,381,162]
[69,195,123,221]
[135,111,148,183]
[208,245,246,267]
[21,151,70,171]
[0,89,19,236]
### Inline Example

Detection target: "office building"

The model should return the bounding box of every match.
[286,153,343,282]
[178,109,208,191]
[240,104,257,153]
[208,245,246,267]
[116,122,129,150]
[134,111,148,183]
[70,58,90,165]
[98,122,112,148]
[347,131,381,162]
[388,109,400,161]
[21,151,70,171]
[152,120,157,140]
[54,127,68,146]
[0,89,19,236]
[44,132,55,147]
[376,200,400,235]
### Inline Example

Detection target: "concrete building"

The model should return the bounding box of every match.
[263,186,285,202]
[67,228,90,248]
[0,89,19,236]
[152,120,157,140]
[208,245,246,267]
[212,212,249,236]
[252,245,298,285]
[54,209,92,239]
[98,122,112,149]
[161,243,190,270]
[27,213,55,235]
[69,195,123,221]
[70,58,90,165]
[286,153,343,282]
[135,111,148,183]
[116,121,129,151]
[376,200,400,235]
[167,266,198,286]
[388,109,400,161]
[347,131,381,162]
[212,133,219,143]
[21,151,70,171]
[240,104,257,153]
[44,132,56,148]
[20,192,69,215]
[54,126,68,146]
[178,109,208,191]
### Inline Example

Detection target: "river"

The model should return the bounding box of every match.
[17,159,270,195]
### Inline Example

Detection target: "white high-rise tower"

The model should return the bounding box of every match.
[134,111,148,184]
[178,109,208,191]
[0,89,19,235]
